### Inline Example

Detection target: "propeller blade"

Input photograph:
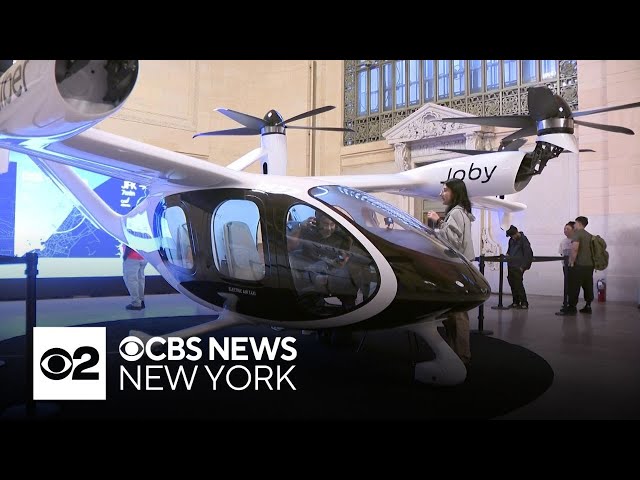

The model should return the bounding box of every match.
[280,106,335,125]
[440,138,528,156]
[501,138,528,151]
[438,115,534,128]
[559,148,596,155]
[214,108,266,130]
[527,86,559,121]
[285,125,354,132]
[574,119,634,135]
[573,101,640,118]
[439,148,488,156]
[193,127,260,138]
[502,124,539,143]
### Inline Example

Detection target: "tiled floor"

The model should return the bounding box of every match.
[1,293,639,419]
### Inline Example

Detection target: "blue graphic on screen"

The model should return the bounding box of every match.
[1,152,157,278]
[39,175,146,258]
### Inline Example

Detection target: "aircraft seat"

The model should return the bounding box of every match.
[223,221,265,281]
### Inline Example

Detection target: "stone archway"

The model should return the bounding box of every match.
[382,103,503,264]
[382,103,495,220]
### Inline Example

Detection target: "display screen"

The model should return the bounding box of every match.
[0,152,159,278]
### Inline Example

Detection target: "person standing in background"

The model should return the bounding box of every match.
[505,225,534,309]
[122,244,147,311]
[558,221,576,311]
[556,216,594,316]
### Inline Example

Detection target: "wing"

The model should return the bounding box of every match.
[0,60,234,188]
[470,195,526,213]
[471,195,526,231]
[312,150,529,202]
[9,128,244,189]
[3,127,248,246]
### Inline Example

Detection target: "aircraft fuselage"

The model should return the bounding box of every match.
[123,185,490,332]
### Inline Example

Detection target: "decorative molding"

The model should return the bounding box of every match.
[383,102,482,145]
[411,136,468,160]
[383,103,493,170]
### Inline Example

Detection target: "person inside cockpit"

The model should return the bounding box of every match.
[287,210,359,311]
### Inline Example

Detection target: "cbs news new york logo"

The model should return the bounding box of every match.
[33,327,298,399]
[33,327,106,400]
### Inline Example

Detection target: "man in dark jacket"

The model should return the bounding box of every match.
[505,225,534,309]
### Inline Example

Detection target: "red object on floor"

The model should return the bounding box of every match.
[597,279,606,303]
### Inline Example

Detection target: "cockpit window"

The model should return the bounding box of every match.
[310,185,461,261]
[286,203,378,316]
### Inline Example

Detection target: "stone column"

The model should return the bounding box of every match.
[393,142,411,214]
[394,142,411,172]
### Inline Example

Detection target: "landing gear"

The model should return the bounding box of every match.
[317,328,354,348]
[408,322,467,386]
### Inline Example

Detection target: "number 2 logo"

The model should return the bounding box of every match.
[40,346,100,381]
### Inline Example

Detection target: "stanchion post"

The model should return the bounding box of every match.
[25,252,38,417]
[472,255,493,335]
[562,256,569,309]
[491,254,511,310]
[1,252,58,419]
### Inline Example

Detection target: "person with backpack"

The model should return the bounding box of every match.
[122,244,148,311]
[556,216,594,316]
[505,225,534,309]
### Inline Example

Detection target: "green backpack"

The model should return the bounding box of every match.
[590,235,609,271]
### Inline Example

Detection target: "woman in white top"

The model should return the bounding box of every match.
[426,178,475,367]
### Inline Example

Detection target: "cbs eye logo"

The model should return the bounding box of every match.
[40,346,100,381]
[33,327,106,401]
[119,336,145,361]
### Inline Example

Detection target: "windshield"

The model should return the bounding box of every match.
[309,185,465,262]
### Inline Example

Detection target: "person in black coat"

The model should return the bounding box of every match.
[505,225,534,309]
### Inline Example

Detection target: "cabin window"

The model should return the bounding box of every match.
[158,205,194,270]
[211,199,265,282]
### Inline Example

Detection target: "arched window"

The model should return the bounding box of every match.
[344,60,578,145]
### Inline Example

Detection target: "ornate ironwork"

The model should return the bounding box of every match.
[344,60,578,145]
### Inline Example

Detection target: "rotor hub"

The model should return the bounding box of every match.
[537,117,574,136]
[263,109,285,126]
[261,125,286,135]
